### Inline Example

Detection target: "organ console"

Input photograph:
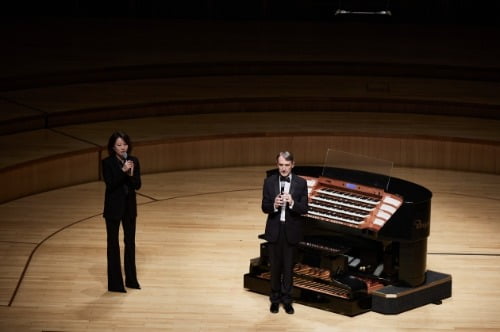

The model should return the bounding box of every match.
[244,150,452,316]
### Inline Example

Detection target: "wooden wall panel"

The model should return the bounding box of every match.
[3,133,498,203]
[1,150,100,203]
[135,135,499,175]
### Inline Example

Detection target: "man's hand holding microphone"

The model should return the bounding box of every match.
[275,192,293,209]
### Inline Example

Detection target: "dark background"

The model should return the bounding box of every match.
[2,0,500,25]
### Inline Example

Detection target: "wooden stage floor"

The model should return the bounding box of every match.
[0,166,499,331]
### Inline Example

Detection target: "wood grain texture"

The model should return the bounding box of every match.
[0,166,499,331]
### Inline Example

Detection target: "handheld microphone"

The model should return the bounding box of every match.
[122,152,133,176]
[280,183,286,207]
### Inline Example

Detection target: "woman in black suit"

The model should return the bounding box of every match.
[102,131,141,292]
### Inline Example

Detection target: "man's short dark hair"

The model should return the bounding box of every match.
[276,151,294,162]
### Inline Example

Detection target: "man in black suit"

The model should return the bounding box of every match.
[261,151,309,314]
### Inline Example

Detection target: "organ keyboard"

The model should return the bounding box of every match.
[304,176,403,232]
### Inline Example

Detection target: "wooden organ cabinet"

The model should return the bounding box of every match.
[244,151,452,316]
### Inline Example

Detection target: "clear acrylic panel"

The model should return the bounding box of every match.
[321,149,394,190]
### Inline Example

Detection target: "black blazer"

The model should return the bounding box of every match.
[261,173,309,244]
[102,155,141,220]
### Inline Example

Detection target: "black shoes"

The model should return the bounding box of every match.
[270,303,294,314]
[109,281,140,292]
[126,282,141,289]
[270,303,279,313]
[109,288,126,293]
[284,303,294,314]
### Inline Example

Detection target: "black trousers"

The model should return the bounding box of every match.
[105,215,138,290]
[268,222,295,305]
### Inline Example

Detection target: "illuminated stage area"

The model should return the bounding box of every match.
[1,3,499,329]
[0,167,499,330]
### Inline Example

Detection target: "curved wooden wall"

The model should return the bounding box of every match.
[1,117,499,204]
[133,133,500,173]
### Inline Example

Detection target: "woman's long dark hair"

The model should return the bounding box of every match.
[107,131,132,156]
